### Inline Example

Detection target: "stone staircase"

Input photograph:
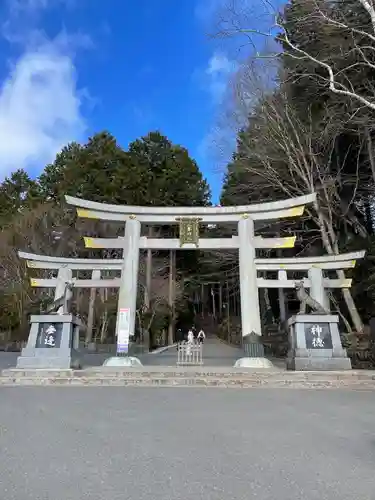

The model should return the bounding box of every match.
[1,366,375,389]
[195,315,218,338]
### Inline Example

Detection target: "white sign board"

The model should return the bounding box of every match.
[117,308,130,354]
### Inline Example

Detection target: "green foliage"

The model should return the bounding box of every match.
[38,133,134,204]
[0,129,211,341]
[127,131,210,207]
[36,130,210,208]
[0,170,39,228]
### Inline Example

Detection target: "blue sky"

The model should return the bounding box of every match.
[0,0,276,202]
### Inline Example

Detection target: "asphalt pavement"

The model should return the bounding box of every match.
[141,337,243,366]
[0,387,374,500]
[0,337,245,369]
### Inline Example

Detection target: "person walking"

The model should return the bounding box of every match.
[186,328,194,357]
[197,329,206,344]
[187,329,194,344]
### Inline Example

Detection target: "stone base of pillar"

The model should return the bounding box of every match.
[103,356,143,367]
[287,357,352,371]
[17,354,81,370]
[234,357,274,369]
[236,334,272,368]
[242,333,265,358]
[16,314,82,370]
[287,314,352,371]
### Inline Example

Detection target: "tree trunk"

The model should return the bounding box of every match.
[366,127,375,185]
[85,270,100,345]
[100,308,108,344]
[313,201,364,333]
[143,226,153,350]
[168,249,176,345]
[99,289,108,344]
[337,273,362,333]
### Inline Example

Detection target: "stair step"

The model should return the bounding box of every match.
[2,369,375,388]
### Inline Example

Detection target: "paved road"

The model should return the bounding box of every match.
[0,338,245,369]
[1,388,374,500]
[0,352,18,369]
[142,337,244,366]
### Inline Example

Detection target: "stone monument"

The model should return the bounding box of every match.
[16,278,83,369]
[286,281,351,370]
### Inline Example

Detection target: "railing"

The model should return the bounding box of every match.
[177,341,203,366]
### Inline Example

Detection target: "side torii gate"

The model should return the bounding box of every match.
[20,250,364,327]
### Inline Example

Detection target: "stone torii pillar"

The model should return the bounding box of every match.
[238,215,261,337]
[55,266,72,301]
[278,269,287,323]
[115,217,141,345]
[308,267,330,311]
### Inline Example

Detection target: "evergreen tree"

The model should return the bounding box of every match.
[0,129,211,343]
[0,170,39,227]
[38,132,133,204]
[127,131,210,206]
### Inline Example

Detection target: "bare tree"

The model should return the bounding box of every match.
[136,253,182,347]
[215,0,375,111]
[226,60,367,330]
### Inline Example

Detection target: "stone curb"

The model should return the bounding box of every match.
[2,367,375,389]
[4,368,375,378]
[2,376,375,389]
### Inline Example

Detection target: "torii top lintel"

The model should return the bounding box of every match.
[64,193,317,223]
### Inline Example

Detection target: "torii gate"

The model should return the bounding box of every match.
[19,192,365,349]
[50,193,363,342]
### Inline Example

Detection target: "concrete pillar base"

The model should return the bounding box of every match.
[234,357,274,369]
[103,356,143,367]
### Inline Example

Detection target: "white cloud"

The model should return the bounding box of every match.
[0,39,86,176]
[206,53,233,75]
[0,0,89,178]
[205,52,237,102]
[195,53,239,169]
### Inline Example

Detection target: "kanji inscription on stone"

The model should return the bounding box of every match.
[36,323,63,348]
[304,323,332,349]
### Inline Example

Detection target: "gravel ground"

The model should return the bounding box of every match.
[0,388,374,500]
